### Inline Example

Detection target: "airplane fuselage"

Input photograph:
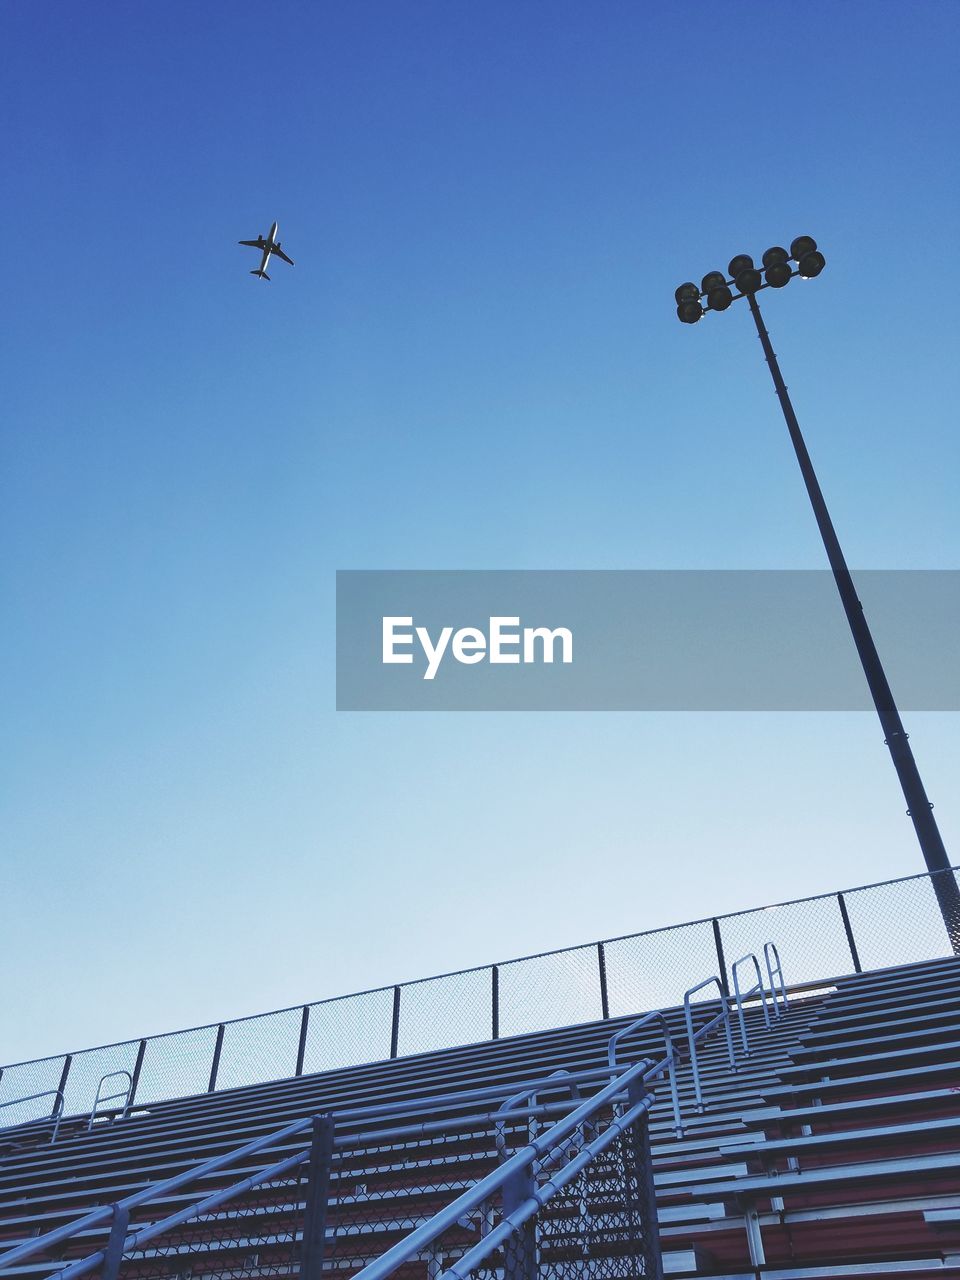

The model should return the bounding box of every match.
[258,222,280,275]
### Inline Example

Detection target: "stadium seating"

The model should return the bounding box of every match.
[0,953,958,1279]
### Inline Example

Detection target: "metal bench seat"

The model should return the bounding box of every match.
[681,1150,960,1200]
[719,1114,960,1158]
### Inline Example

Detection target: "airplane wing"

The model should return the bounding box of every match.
[271,245,295,266]
[238,238,265,248]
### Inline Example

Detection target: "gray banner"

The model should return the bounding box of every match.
[336,570,959,711]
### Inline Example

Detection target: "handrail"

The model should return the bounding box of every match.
[0,956,783,1277]
[88,1071,133,1132]
[731,953,771,1055]
[344,1059,654,1280]
[494,1069,581,1159]
[0,1090,64,1144]
[0,1065,631,1273]
[49,1061,659,1280]
[438,1091,656,1280]
[764,941,789,1016]
[607,1010,683,1137]
[683,977,736,1113]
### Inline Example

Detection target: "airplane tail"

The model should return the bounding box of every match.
[250,269,271,281]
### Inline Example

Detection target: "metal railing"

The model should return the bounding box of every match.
[731,954,771,1054]
[2,864,956,1130]
[682,977,736,1113]
[0,1090,64,1145]
[0,1060,670,1280]
[0,949,787,1280]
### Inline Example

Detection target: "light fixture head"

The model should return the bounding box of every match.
[677,298,705,323]
[790,235,817,261]
[707,284,733,311]
[762,246,790,269]
[734,267,762,294]
[728,253,754,278]
[797,250,825,278]
[701,270,727,293]
[675,282,700,305]
[764,261,793,288]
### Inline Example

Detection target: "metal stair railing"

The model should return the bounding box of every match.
[607,1010,683,1138]
[20,1062,662,1280]
[0,953,787,1279]
[764,941,789,1016]
[683,976,736,1113]
[338,1058,663,1280]
[731,953,772,1055]
[0,1090,64,1145]
[0,1067,645,1277]
[87,1071,133,1132]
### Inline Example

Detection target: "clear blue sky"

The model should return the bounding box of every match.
[2,1,958,1063]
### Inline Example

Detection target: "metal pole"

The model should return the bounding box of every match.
[54,1057,72,1117]
[296,1006,310,1077]
[836,893,863,973]
[711,919,729,997]
[208,1025,225,1093]
[390,987,401,1059]
[301,1115,334,1280]
[128,1041,147,1108]
[491,966,500,1041]
[746,292,960,953]
[597,942,610,1020]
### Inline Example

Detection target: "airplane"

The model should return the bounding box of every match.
[238,221,294,280]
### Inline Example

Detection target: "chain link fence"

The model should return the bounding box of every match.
[3,866,958,1131]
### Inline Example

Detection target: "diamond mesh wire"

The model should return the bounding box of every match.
[135,1026,222,1106]
[843,869,959,971]
[61,1041,141,1121]
[604,921,716,1018]
[0,1055,66,1130]
[301,988,395,1075]
[397,969,493,1058]
[216,1008,304,1092]
[323,1101,658,1280]
[498,947,603,1040]
[116,1167,306,1280]
[716,893,854,995]
[323,1124,499,1279]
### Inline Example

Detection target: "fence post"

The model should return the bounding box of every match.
[208,1025,225,1093]
[101,1203,130,1280]
[837,893,863,973]
[712,919,730,998]
[626,1077,664,1280]
[128,1041,147,1108]
[301,1114,335,1280]
[54,1056,72,1117]
[296,1006,311,1077]
[502,1163,537,1280]
[597,942,610,1020]
[390,987,401,1060]
[491,966,500,1041]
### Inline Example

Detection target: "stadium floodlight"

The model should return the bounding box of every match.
[728,253,762,294]
[675,282,704,324]
[762,246,792,288]
[701,270,733,311]
[674,236,960,951]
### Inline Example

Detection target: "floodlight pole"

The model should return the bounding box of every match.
[746,291,960,953]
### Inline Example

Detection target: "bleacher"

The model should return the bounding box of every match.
[1,950,959,1279]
